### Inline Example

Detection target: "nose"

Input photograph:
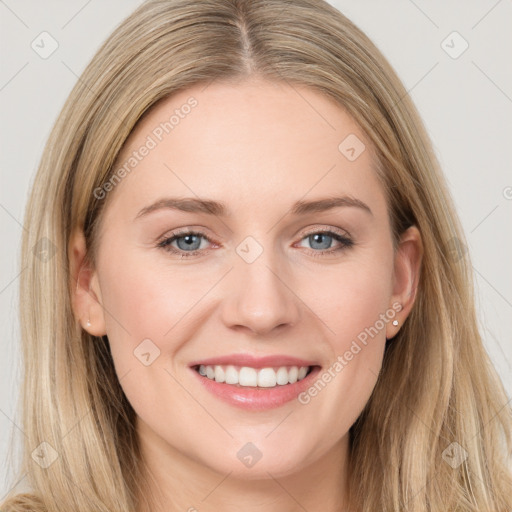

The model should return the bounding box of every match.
[219,247,301,337]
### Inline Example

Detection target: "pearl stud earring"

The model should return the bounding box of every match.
[392,320,399,326]
[86,319,91,327]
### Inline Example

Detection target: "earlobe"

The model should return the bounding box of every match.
[69,228,107,336]
[387,225,423,339]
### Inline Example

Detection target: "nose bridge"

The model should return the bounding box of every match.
[220,234,300,335]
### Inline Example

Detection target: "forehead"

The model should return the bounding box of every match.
[102,78,385,222]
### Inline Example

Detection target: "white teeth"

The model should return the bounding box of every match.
[276,367,289,385]
[196,364,311,387]
[214,365,225,383]
[239,367,257,386]
[258,368,277,387]
[225,365,239,384]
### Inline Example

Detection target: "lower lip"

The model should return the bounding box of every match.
[190,366,322,411]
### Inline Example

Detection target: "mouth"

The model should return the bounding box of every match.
[192,363,318,388]
[189,360,323,410]
[188,353,322,410]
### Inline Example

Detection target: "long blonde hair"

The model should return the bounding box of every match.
[3,0,511,510]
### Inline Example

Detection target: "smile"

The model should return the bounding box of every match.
[190,363,322,411]
[194,364,312,388]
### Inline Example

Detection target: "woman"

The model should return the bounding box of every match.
[2,0,511,510]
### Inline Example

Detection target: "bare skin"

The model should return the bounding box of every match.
[70,76,422,511]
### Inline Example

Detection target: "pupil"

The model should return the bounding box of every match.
[311,233,331,250]
[177,234,201,251]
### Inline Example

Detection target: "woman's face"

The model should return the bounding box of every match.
[72,78,420,480]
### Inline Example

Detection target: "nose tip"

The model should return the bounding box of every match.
[220,261,300,337]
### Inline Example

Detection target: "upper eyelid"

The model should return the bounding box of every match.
[162,223,351,239]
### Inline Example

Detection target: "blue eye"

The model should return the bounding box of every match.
[157,229,353,259]
[297,231,354,257]
[157,231,211,258]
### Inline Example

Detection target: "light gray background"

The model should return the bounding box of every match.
[1,0,511,500]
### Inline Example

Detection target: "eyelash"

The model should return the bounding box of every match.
[156,228,354,259]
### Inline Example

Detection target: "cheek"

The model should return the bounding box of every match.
[329,264,393,350]
[96,249,207,371]
[96,254,203,426]
[295,248,394,429]
[102,232,221,320]
[305,245,395,354]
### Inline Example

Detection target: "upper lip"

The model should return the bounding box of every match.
[189,354,320,369]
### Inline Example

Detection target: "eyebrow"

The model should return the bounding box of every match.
[134,195,373,220]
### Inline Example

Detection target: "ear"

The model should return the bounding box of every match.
[69,228,107,336]
[386,225,423,339]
